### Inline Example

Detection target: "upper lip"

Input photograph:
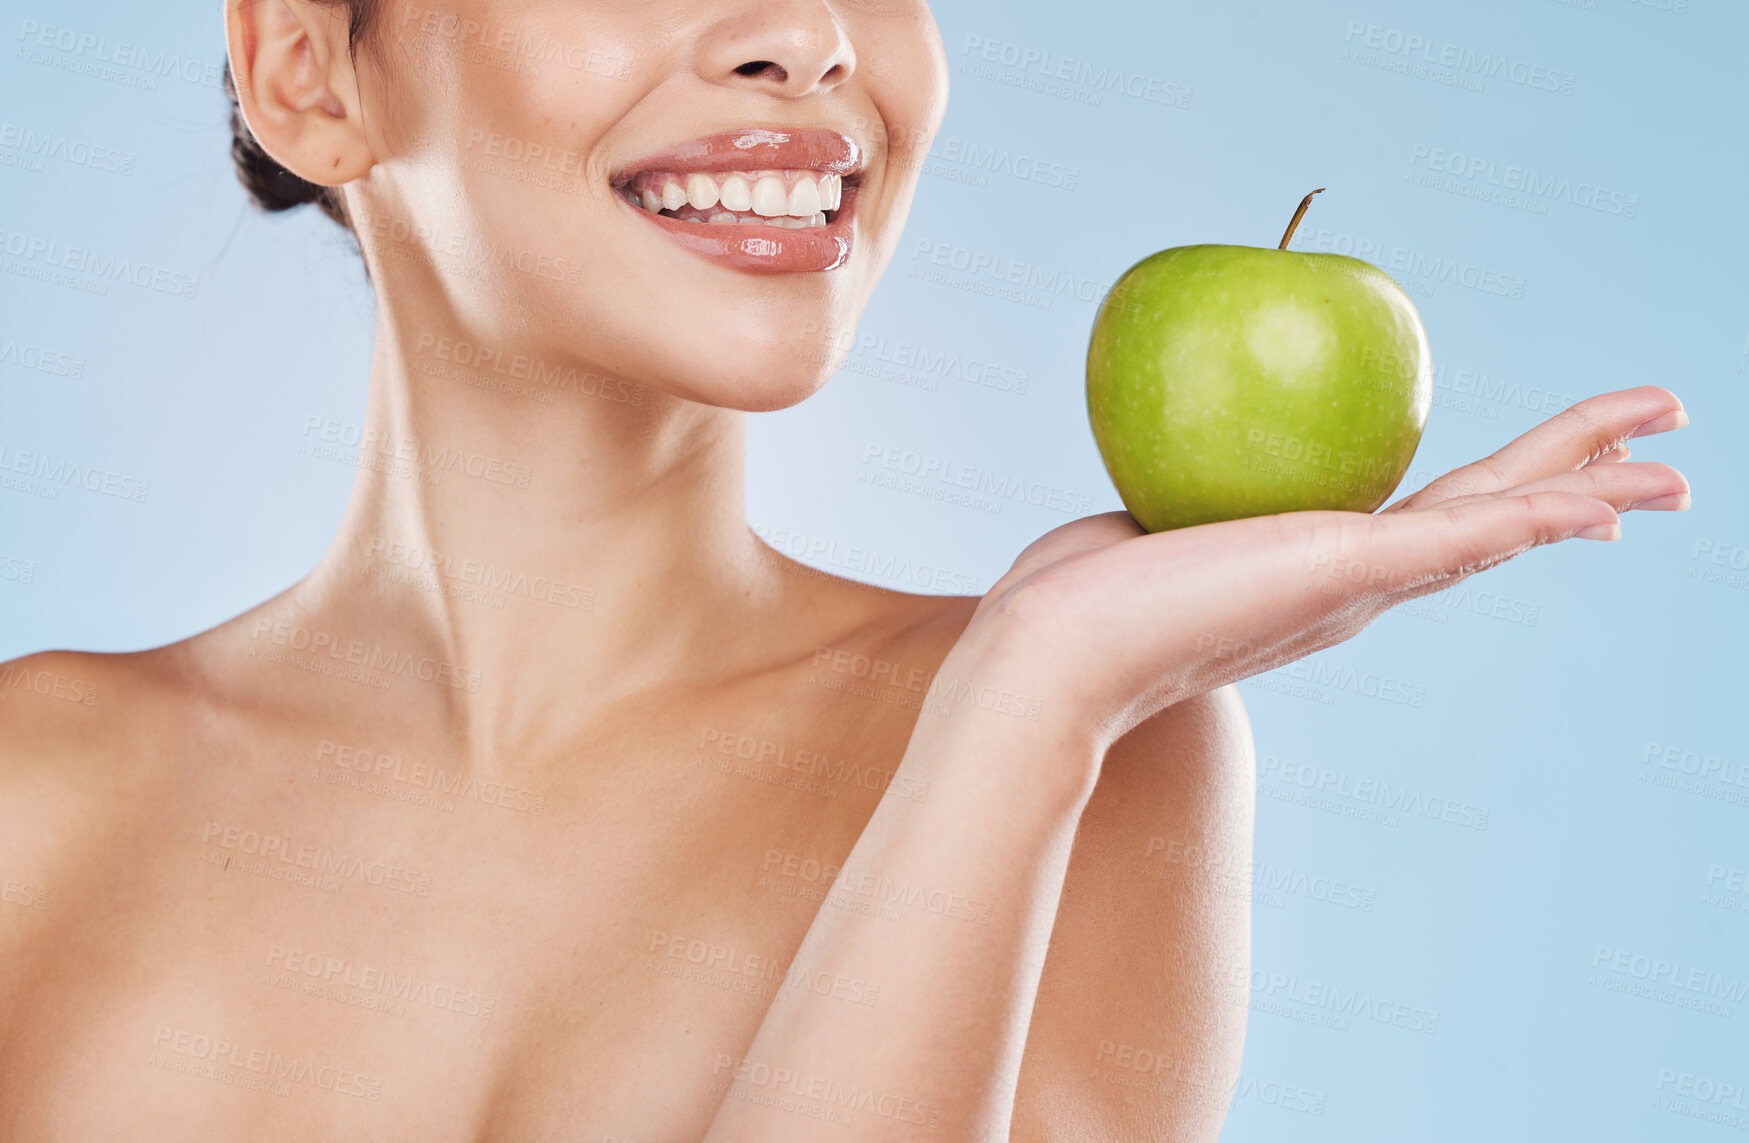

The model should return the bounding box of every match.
[609,127,865,188]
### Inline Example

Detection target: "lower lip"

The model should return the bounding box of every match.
[622,187,857,275]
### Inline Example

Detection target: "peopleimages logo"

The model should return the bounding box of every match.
[413,333,644,406]
[0,229,199,300]
[1292,227,1525,300]
[711,1055,942,1128]
[1247,968,1442,1034]
[0,335,85,380]
[15,20,226,90]
[398,5,633,78]
[200,820,435,897]
[958,35,1192,109]
[1277,657,1427,708]
[316,740,549,814]
[149,1025,384,1101]
[0,555,37,586]
[0,121,135,176]
[1259,754,1490,829]
[1408,144,1639,217]
[0,443,149,503]
[1591,945,1747,1015]
[0,660,98,705]
[248,617,485,693]
[860,438,1095,516]
[909,237,1143,313]
[914,132,1080,191]
[1341,21,1576,95]
[753,523,983,595]
[266,943,498,1018]
[299,416,534,489]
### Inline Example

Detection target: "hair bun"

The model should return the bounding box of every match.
[223,62,348,229]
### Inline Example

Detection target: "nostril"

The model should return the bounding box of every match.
[734,60,789,82]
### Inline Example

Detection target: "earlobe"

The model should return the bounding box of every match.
[223,0,373,190]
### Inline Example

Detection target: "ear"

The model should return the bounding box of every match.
[224,0,374,188]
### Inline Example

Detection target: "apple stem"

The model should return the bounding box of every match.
[1278,188,1326,250]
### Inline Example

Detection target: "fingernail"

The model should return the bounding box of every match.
[1638,492,1691,511]
[1576,522,1621,541]
[1632,409,1690,436]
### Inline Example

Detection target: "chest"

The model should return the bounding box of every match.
[0,703,918,1141]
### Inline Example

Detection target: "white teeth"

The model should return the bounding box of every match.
[698,211,824,228]
[752,175,788,218]
[686,173,720,211]
[787,176,821,218]
[625,169,845,224]
[718,173,753,212]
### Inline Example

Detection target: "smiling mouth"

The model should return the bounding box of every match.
[617,169,846,229]
[609,128,863,274]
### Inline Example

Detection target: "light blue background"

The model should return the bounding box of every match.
[3,1,1745,1138]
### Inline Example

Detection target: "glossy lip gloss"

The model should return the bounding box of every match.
[611,128,865,275]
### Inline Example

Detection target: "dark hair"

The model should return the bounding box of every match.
[224,0,379,231]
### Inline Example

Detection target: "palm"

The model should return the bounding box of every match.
[971,386,1690,737]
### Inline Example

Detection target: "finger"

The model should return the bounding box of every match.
[1048,493,1616,724]
[1383,386,1686,512]
[1269,487,1629,678]
[1192,491,1622,686]
[1420,461,1690,516]
[1224,489,1616,674]
[1587,445,1630,465]
[1303,491,1620,606]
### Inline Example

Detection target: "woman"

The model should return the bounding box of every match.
[0,0,1691,1139]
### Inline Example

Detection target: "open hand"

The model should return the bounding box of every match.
[965,386,1691,747]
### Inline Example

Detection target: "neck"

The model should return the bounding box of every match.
[282,282,784,762]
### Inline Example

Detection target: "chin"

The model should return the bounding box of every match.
[613,299,854,412]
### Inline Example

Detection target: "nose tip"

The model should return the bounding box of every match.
[697,4,856,98]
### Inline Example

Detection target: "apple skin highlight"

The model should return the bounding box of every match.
[1086,244,1433,532]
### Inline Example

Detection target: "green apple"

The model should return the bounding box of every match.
[1086,191,1432,532]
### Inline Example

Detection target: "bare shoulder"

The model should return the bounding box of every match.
[0,650,161,961]
[0,645,211,771]
[1014,686,1258,1142]
[0,648,146,768]
[0,645,217,904]
[753,538,981,652]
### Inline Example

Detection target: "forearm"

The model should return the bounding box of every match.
[701,638,1100,1142]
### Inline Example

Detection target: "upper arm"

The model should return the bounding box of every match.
[0,651,130,809]
[1011,685,1256,1143]
[0,650,150,938]
[0,652,116,981]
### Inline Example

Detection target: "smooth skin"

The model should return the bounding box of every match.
[0,1,1691,1140]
